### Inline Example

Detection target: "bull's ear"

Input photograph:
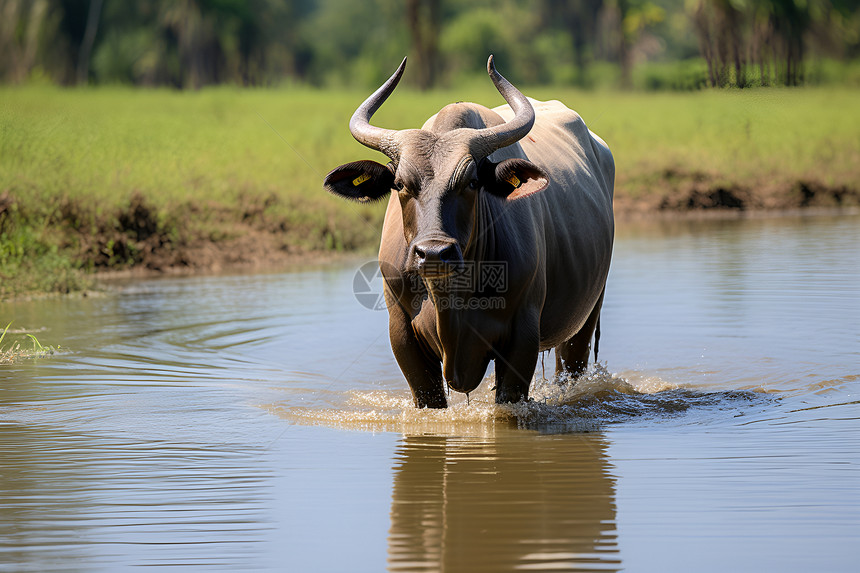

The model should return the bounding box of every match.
[481,158,549,201]
[323,160,395,203]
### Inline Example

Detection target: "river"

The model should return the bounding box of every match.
[1,212,858,572]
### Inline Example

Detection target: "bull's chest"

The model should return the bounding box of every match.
[410,303,508,360]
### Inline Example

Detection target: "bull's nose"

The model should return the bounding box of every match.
[412,240,462,276]
[414,242,459,264]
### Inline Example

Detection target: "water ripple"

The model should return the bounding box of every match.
[272,365,775,435]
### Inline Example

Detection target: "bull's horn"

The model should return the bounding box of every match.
[470,55,535,159]
[348,57,406,161]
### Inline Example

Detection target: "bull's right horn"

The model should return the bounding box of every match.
[469,55,536,159]
[348,57,406,162]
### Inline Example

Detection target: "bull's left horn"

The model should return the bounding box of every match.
[470,55,535,158]
[349,57,406,161]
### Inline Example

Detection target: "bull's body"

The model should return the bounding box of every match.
[324,58,614,408]
[380,100,614,405]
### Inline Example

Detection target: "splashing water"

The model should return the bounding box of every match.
[270,365,772,435]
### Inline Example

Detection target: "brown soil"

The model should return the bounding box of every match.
[95,176,859,277]
[613,170,860,219]
[93,230,363,282]
[51,192,375,280]
[5,173,857,295]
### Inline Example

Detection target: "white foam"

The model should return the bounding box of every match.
[268,365,682,434]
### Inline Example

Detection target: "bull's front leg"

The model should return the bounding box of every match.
[386,293,447,409]
[494,315,540,404]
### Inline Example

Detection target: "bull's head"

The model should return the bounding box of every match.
[324,56,548,279]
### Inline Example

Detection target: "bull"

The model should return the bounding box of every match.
[324,56,614,408]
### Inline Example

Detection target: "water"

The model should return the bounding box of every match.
[1,212,858,572]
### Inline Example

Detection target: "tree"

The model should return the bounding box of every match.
[540,0,605,84]
[690,0,856,87]
[406,0,442,90]
[0,0,55,83]
[76,0,103,85]
[1,0,858,89]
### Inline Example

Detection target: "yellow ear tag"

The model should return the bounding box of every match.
[505,174,521,188]
[352,173,371,186]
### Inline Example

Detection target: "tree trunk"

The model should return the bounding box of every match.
[77,0,104,85]
[617,0,632,88]
[406,0,440,90]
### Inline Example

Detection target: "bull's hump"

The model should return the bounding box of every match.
[423,102,504,134]
[493,98,583,128]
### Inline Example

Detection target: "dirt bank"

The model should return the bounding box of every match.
[98,176,859,276]
[613,172,860,218]
[2,174,858,301]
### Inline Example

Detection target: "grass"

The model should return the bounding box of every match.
[1,84,859,298]
[0,321,55,363]
[554,87,860,196]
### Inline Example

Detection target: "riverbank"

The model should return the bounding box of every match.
[2,85,858,299]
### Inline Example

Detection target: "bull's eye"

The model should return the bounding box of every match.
[468,179,479,190]
[397,185,416,200]
[393,181,403,191]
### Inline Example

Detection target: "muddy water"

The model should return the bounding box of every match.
[1,212,858,572]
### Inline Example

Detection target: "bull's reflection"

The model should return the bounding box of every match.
[387,431,619,572]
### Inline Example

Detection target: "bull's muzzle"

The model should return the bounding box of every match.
[411,238,463,278]
[446,377,480,395]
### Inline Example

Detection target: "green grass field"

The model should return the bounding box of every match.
[1,84,859,298]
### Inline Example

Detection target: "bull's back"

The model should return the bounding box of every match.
[493,99,615,348]
[492,98,613,206]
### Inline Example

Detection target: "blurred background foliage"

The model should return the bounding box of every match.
[1,0,859,90]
